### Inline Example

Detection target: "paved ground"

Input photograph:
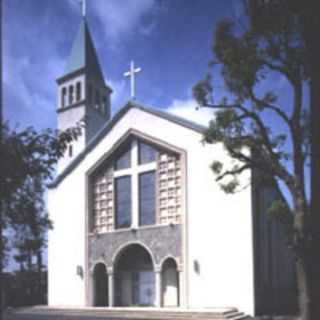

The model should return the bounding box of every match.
[5,313,146,320]
[3,307,299,320]
[4,311,299,320]
[5,313,101,320]
[3,306,253,320]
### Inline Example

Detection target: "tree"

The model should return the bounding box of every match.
[247,2,320,318]
[0,123,81,318]
[193,3,313,320]
[10,175,52,304]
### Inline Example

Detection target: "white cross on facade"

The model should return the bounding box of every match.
[114,140,156,228]
[124,61,142,100]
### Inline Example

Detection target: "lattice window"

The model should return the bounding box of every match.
[139,171,156,226]
[115,175,132,229]
[157,152,182,225]
[91,140,183,233]
[92,167,114,233]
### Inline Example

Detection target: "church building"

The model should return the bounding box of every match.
[47,14,296,317]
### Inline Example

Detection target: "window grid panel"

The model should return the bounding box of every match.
[91,140,183,234]
[139,141,158,165]
[114,144,132,171]
[139,171,156,226]
[115,175,132,229]
[92,167,114,233]
[157,152,182,225]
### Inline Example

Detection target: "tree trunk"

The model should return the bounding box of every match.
[309,67,320,320]
[27,249,32,272]
[0,213,3,320]
[36,249,42,303]
[296,256,312,320]
[302,8,320,319]
[293,198,312,320]
[0,0,4,316]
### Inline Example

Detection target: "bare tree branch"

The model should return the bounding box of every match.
[216,164,251,181]
[248,90,292,126]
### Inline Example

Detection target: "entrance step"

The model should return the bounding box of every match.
[6,306,253,320]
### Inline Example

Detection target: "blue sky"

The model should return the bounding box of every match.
[3,0,311,203]
[3,0,308,205]
[3,0,243,130]
[3,0,311,271]
[3,0,242,271]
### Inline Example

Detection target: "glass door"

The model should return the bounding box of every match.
[132,271,155,306]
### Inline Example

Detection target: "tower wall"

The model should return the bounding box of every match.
[55,19,112,172]
[57,106,86,173]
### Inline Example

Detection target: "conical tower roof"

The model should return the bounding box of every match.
[64,19,104,82]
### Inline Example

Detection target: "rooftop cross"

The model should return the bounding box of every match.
[124,61,142,100]
[79,0,86,18]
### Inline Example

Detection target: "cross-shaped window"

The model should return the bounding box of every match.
[114,140,157,229]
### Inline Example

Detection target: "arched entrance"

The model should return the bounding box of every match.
[114,244,155,306]
[161,258,179,307]
[93,263,108,306]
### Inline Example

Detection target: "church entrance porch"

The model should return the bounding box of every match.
[114,244,155,307]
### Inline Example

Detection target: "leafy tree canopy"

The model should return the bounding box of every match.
[0,123,81,268]
[193,3,314,319]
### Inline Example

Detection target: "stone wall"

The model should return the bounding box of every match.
[89,224,182,271]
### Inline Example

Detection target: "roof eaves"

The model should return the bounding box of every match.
[130,101,207,134]
[49,101,207,188]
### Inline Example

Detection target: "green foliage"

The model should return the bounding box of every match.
[210,161,223,175]
[193,1,309,198]
[268,198,294,245]
[195,2,317,319]
[193,74,213,107]
[1,125,81,201]
[268,198,293,226]
[0,123,81,269]
[214,19,264,99]
[192,3,311,270]
[220,179,240,194]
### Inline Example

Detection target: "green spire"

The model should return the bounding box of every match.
[64,19,104,81]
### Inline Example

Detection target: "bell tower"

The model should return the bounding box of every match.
[56,17,112,173]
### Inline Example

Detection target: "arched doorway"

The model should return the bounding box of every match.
[114,244,155,307]
[93,263,108,306]
[161,258,179,307]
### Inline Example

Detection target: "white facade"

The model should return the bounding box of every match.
[48,105,255,315]
[48,15,296,317]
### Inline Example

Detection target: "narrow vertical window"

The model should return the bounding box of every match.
[115,176,132,229]
[104,96,110,118]
[88,84,93,104]
[102,96,107,114]
[61,87,67,108]
[68,145,73,157]
[139,171,156,226]
[76,82,81,101]
[69,85,74,105]
[95,90,100,110]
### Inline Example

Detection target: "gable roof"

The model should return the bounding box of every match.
[49,101,207,188]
